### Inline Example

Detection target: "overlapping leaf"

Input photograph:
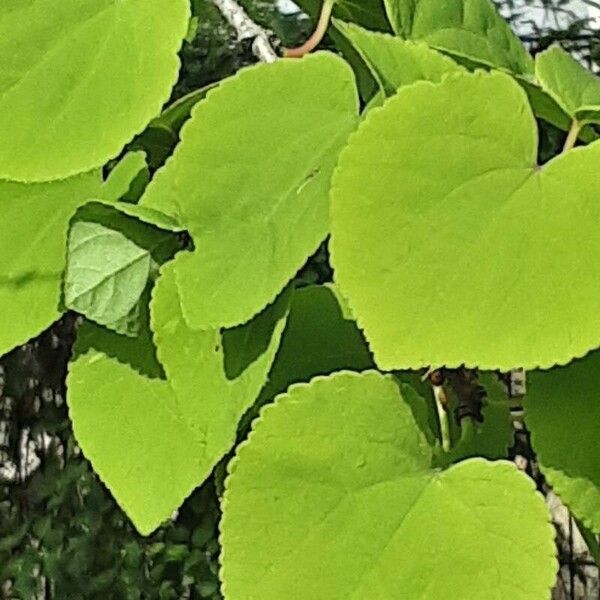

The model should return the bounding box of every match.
[336,21,463,96]
[67,258,290,535]
[383,0,533,74]
[221,371,556,599]
[64,202,179,333]
[0,172,102,356]
[0,0,189,182]
[527,350,600,532]
[536,44,600,125]
[141,52,359,329]
[331,70,600,370]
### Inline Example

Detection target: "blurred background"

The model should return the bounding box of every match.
[1,1,600,598]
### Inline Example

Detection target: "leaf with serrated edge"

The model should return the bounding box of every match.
[0,172,102,357]
[0,0,189,182]
[221,371,556,599]
[64,221,153,328]
[67,257,289,535]
[331,70,600,370]
[527,350,600,533]
[141,52,359,329]
[335,21,463,96]
[536,44,600,124]
[383,0,533,74]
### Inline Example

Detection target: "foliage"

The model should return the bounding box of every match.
[3,0,600,598]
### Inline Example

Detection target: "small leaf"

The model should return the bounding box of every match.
[67,257,289,535]
[335,21,463,96]
[141,52,359,329]
[221,371,556,599]
[536,44,600,125]
[64,205,179,331]
[0,0,190,182]
[331,70,600,370]
[527,350,600,532]
[0,172,101,356]
[383,0,533,74]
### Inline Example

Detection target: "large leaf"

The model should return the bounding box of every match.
[536,44,600,125]
[64,203,179,332]
[221,371,556,599]
[527,350,600,532]
[0,172,102,356]
[67,258,289,535]
[0,0,189,182]
[336,21,463,96]
[141,52,359,329]
[331,70,600,370]
[383,0,533,74]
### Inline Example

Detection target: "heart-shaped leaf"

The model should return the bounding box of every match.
[527,350,600,532]
[331,70,600,370]
[336,21,463,96]
[536,44,600,125]
[67,258,290,535]
[221,371,556,599]
[141,52,359,329]
[0,172,102,356]
[383,0,533,74]
[0,0,189,182]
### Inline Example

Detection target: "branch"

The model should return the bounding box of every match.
[212,0,278,63]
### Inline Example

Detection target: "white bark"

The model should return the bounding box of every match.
[212,0,279,63]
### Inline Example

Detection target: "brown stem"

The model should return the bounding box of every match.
[283,0,335,58]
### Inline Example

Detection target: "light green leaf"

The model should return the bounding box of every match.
[383,0,533,74]
[102,151,149,204]
[141,52,359,329]
[67,258,289,534]
[64,202,180,332]
[331,70,600,370]
[536,44,600,124]
[221,371,556,599]
[0,0,189,182]
[0,172,101,356]
[527,350,600,532]
[335,21,463,96]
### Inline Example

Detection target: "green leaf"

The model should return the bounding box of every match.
[331,70,600,370]
[67,257,289,535]
[150,83,218,133]
[141,52,359,329]
[0,172,101,356]
[221,371,556,599]
[0,0,190,182]
[64,204,178,332]
[527,350,600,532]
[102,151,149,204]
[259,284,374,403]
[335,21,463,96]
[536,44,600,125]
[383,0,533,74]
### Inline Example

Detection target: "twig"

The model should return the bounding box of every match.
[212,0,278,63]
